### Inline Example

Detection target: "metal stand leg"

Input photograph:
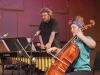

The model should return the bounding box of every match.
[1,58,5,75]
[17,51,22,75]
[1,61,4,75]
[12,70,14,75]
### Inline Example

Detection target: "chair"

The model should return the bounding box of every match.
[92,51,100,75]
[0,57,26,75]
[0,57,14,75]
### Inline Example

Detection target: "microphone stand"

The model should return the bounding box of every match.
[25,30,40,75]
[29,35,35,75]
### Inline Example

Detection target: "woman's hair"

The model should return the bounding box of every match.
[73,16,84,22]
[69,16,85,28]
[40,8,52,16]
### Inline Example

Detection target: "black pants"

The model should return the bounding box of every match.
[65,70,93,75]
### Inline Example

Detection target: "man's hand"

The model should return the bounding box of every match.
[45,43,51,49]
[40,44,45,49]
[37,43,45,50]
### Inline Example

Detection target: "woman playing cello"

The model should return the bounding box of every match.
[46,16,96,75]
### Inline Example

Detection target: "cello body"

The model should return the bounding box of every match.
[46,42,80,75]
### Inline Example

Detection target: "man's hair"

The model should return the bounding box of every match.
[40,8,52,16]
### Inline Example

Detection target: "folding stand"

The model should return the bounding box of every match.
[1,30,40,75]
[12,37,36,75]
[24,30,40,75]
[12,38,30,75]
[1,38,19,75]
[1,37,31,75]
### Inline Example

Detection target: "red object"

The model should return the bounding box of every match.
[46,41,80,75]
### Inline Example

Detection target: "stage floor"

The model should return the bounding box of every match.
[0,67,100,75]
[0,70,100,75]
[0,70,26,75]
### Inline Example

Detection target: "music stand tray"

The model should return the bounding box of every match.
[2,37,36,52]
[12,38,30,58]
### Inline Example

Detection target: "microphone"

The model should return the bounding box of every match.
[34,30,41,37]
[1,33,8,39]
[30,30,41,42]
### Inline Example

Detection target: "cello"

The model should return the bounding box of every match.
[46,20,95,75]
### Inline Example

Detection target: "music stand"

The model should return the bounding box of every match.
[2,37,36,52]
[12,38,30,58]
[13,38,31,75]
[2,37,31,75]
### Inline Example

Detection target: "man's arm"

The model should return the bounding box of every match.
[39,35,43,45]
[39,35,45,49]
[45,31,56,49]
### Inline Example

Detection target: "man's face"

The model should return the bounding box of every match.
[41,12,51,23]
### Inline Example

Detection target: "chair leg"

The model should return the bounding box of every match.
[11,70,14,75]
[92,70,95,75]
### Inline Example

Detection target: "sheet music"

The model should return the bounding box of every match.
[27,38,36,51]
[2,40,10,52]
